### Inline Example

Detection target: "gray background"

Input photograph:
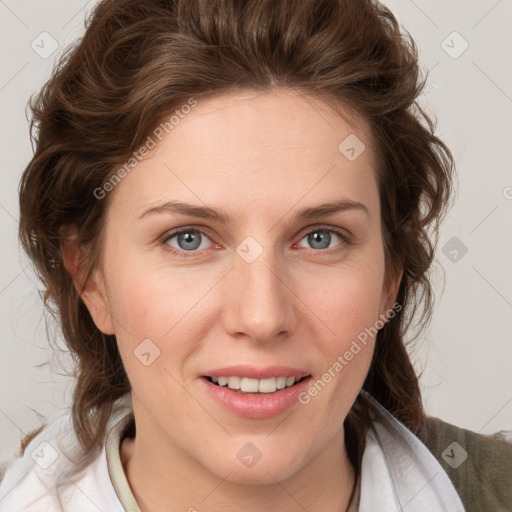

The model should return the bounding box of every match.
[1,0,511,462]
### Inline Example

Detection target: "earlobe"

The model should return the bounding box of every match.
[61,235,116,336]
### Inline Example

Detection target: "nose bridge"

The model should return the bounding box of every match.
[225,239,295,342]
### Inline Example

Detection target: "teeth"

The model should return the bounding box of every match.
[258,378,277,393]
[210,375,304,393]
[227,376,241,390]
[240,377,259,393]
[276,376,287,389]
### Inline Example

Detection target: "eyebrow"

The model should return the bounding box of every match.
[139,198,370,223]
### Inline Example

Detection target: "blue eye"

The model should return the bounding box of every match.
[161,225,352,258]
[297,228,348,251]
[164,228,213,255]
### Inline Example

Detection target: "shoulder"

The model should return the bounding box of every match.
[421,415,512,512]
[0,396,132,511]
[0,410,97,511]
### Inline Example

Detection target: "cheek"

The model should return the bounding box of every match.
[298,250,386,382]
[297,273,383,415]
[307,255,386,339]
[103,257,219,364]
[313,278,382,368]
[103,231,386,368]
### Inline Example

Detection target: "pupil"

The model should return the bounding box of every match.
[179,231,200,250]
[309,230,330,249]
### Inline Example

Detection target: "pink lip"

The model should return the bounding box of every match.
[200,374,312,419]
[201,365,311,380]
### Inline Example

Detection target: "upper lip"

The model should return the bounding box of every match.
[201,365,311,380]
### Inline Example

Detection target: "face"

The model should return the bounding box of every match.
[81,89,400,484]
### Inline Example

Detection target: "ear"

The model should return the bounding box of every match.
[378,265,403,321]
[61,232,116,335]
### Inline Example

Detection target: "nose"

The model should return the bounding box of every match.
[221,243,297,345]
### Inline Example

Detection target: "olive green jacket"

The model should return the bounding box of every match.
[422,416,512,512]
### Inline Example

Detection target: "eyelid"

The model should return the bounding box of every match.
[160,225,220,250]
[295,223,354,243]
[161,223,354,257]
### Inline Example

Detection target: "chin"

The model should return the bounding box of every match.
[201,449,305,485]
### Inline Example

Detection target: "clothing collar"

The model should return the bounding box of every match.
[0,391,465,511]
[358,391,465,512]
[105,392,465,512]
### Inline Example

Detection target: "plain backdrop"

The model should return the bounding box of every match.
[1,0,511,462]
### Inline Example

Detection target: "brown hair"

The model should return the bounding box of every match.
[18,0,455,470]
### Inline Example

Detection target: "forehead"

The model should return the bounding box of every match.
[108,89,380,221]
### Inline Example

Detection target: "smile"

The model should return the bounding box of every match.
[207,375,309,393]
[201,373,313,419]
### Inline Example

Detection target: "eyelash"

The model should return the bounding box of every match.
[160,224,354,258]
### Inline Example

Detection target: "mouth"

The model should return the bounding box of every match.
[199,365,313,418]
[204,374,311,394]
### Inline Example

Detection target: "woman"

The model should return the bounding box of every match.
[0,0,510,510]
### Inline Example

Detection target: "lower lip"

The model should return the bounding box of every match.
[200,376,312,419]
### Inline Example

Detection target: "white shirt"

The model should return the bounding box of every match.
[0,392,465,511]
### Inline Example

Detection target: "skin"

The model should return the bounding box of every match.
[69,89,402,512]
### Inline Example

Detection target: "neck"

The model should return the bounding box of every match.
[120,409,357,512]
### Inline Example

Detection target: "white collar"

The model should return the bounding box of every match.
[0,392,465,511]
[359,391,465,512]
[105,393,465,511]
